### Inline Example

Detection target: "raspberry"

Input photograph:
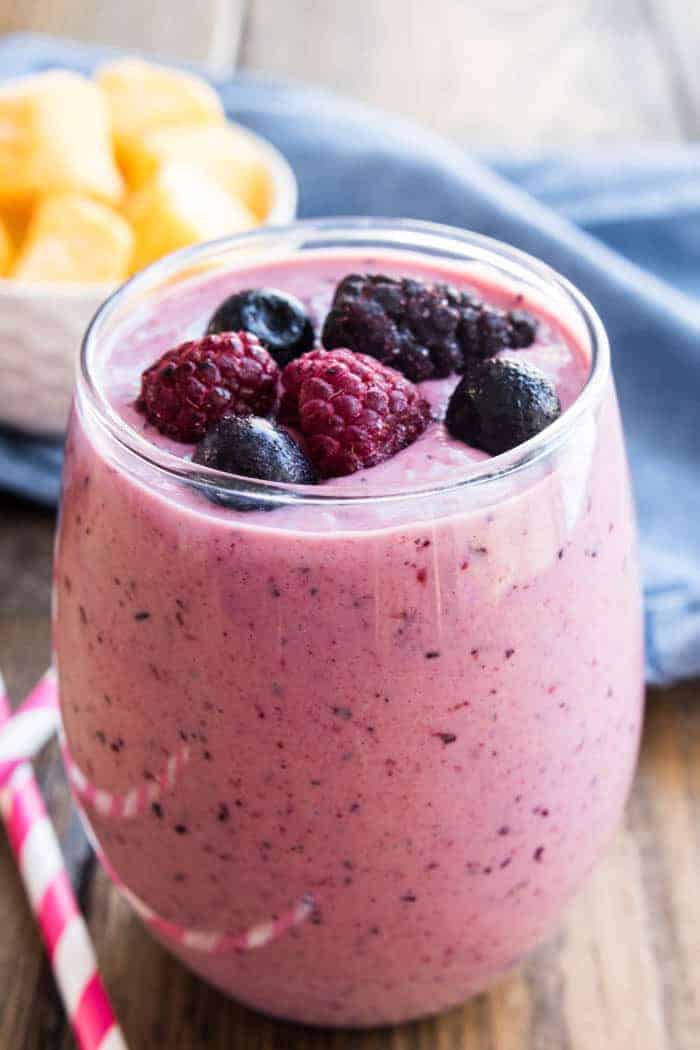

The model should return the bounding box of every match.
[322,274,536,382]
[137,332,279,443]
[280,348,431,478]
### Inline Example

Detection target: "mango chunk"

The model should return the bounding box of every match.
[97,57,224,159]
[12,193,133,283]
[0,202,32,248]
[0,215,12,275]
[119,123,272,220]
[0,71,123,205]
[125,161,255,273]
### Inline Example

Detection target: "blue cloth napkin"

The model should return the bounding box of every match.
[1,35,698,686]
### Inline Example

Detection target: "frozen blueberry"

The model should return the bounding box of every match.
[446,357,561,455]
[206,288,315,367]
[193,415,317,511]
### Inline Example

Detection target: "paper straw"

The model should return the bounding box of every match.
[106,855,315,955]
[0,669,128,1050]
[0,668,60,785]
[1,668,315,957]
[0,670,190,821]
[63,738,192,822]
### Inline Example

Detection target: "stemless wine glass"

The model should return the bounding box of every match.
[53,220,644,1027]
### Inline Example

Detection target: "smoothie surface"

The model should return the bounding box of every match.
[97,251,591,503]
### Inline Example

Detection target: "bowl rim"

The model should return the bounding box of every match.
[0,121,298,298]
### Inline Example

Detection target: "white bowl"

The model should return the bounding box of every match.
[0,124,298,436]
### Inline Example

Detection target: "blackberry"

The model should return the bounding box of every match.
[322,274,536,382]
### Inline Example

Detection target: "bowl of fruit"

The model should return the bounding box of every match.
[0,58,298,435]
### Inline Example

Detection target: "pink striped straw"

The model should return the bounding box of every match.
[1,668,316,954]
[0,668,60,787]
[1,667,316,960]
[0,669,128,1050]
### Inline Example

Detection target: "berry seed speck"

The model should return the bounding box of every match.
[434,732,457,745]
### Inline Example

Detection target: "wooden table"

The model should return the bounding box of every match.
[1,3,699,1048]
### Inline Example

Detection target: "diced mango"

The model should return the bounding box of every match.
[124,161,256,273]
[0,71,123,205]
[0,202,32,248]
[0,215,12,275]
[119,123,273,220]
[97,57,224,161]
[12,193,133,283]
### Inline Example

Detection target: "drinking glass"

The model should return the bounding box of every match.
[53,220,644,1026]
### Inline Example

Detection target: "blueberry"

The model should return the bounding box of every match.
[206,288,315,367]
[193,416,317,511]
[445,357,561,455]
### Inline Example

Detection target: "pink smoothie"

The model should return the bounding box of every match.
[54,244,643,1026]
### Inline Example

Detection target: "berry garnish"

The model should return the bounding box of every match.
[445,358,561,455]
[137,332,279,443]
[206,288,315,367]
[193,416,317,511]
[322,274,536,382]
[508,309,538,349]
[280,348,431,478]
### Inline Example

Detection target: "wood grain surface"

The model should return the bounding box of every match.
[1,2,699,1048]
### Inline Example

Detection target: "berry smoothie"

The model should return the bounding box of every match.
[53,222,643,1027]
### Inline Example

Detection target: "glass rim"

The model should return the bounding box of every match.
[77,217,610,509]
